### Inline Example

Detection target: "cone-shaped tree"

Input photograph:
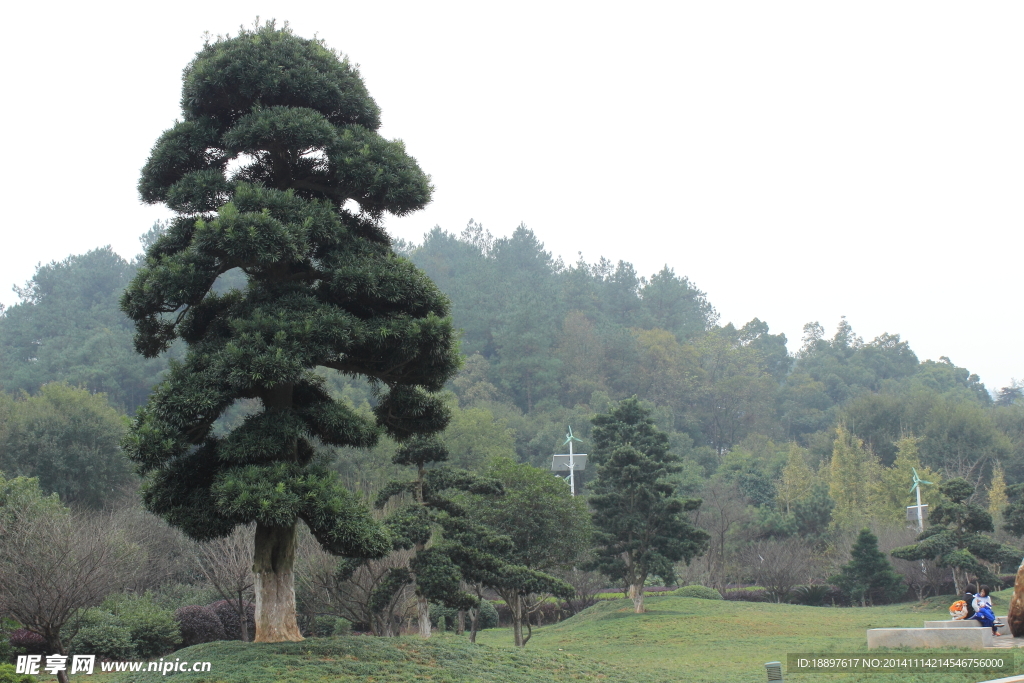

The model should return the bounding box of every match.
[121,22,460,642]
[587,397,709,613]
[829,528,904,607]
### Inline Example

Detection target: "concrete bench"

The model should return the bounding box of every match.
[868,627,996,649]
[924,617,1009,636]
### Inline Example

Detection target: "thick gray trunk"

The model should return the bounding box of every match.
[629,582,646,613]
[253,523,303,642]
[417,595,431,639]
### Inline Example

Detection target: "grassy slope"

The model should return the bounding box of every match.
[87,589,1015,683]
[474,588,1020,683]
[105,635,675,683]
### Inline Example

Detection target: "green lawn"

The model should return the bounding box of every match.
[103,636,675,683]
[473,588,1020,683]
[80,589,1018,683]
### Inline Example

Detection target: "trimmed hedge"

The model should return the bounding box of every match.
[9,629,47,655]
[672,585,723,600]
[68,609,135,660]
[175,605,227,647]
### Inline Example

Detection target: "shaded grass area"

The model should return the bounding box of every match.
[474,588,1021,683]
[105,635,675,683]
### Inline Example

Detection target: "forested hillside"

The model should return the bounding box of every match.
[2,219,1023,596]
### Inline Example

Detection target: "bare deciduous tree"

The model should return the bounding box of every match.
[555,568,606,616]
[741,537,815,602]
[295,527,414,636]
[193,523,255,641]
[690,479,752,590]
[0,507,136,683]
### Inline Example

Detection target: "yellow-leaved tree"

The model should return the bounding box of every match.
[871,436,942,526]
[829,425,879,532]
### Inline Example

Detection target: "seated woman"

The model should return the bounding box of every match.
[969,587,1000,636]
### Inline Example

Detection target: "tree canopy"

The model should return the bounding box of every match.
[120,22,459,642]
[587,398,709,613]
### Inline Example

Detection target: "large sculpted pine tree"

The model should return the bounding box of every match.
[121,23,460,641]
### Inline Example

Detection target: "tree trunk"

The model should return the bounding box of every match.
[469,607,479,643]
[1008,556,1024,637]
[253,523,303,642]
[629,582,646,613]
[511,594,527,647]
[236,590,249,641]
[457,608,466,635]
[417,594,431,639]
[952,567,967,597]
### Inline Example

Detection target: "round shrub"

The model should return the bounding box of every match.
[174,605,227,647]
[207,600,255,641]
[0,663,37,683]
[476,600,499,630]
[672,585,724,600]
[429,603,458,631]
[8,629,47,656]
[332,618,352,637]
[68,609,135,660]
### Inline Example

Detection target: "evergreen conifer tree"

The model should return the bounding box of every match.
[892,479,1019,595]
[587,397,709,613]
[829,528,904,607]
[375,437,502,639]
[121,23,460,641]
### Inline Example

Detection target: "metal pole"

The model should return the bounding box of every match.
[568,439,575,496]
[916,484,923,533]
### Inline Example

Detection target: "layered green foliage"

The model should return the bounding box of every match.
[588,398,709,593]
[891,479,1019,585]
[120,23,460,552]
[829,528,905,606]
[375,437,505,613]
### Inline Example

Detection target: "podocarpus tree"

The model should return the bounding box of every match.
[375,436,503,639]
[588,397,710,613]
[466,457,587,646]
[891,479,1018,596]
[121,23,460,642]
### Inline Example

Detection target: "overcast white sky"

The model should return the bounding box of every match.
[2,2,1020,390]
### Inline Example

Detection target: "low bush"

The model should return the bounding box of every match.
[429,604,459,631]
[723,587,767,602]
[672,585,723,600]
[0,663,36,683]
[67,609,135,660]
[174,605,227,647]
[207,600,255,641]
[476,600,499,630]
[790,585,831,606]
[148,584,221,612]
[8,629,46,656]
[103,594,182,658]
[333,618,353,637]
[0,619,18,663]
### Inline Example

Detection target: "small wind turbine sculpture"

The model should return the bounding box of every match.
[550,426,587,496]
[908,467,933,533]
